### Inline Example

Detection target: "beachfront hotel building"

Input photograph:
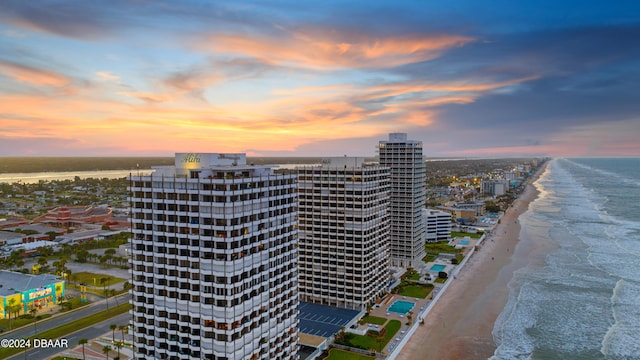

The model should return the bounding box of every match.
[297,157,390,310]
[378,133,427,268]
[129,153,298,360]
[424,209,452,243]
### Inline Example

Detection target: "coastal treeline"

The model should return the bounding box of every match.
[0,156,331,173]
[0,157,174,174]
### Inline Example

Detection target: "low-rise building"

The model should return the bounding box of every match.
[0,270,65,318]
[33,206,112,227]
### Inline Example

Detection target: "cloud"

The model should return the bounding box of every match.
[193,29,474,70]
[0,1,122,40]
[117,91,173,103]
[96,71,120,81]
[0,60,70,87]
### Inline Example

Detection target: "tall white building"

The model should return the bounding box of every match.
[424,209,452,243]
[378,133,427,268]
[481,179,508,196]
[297,158,390,310]
[129,153,298,360]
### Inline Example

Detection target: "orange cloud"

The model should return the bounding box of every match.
[96,71,120,81]
[272,84,354,96]
[363,75,540,101]
[0,61,70,87]
[194,30,474,69]
[117,91,174,103]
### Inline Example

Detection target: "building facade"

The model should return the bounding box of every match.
[297,158,390,310]
[481,179,508,196]
[424,209,452,243]
[378,133,427,268]
[129,153,298,360]
[0,270,65,319]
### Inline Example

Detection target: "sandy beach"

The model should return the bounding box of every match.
[397,162,549,360]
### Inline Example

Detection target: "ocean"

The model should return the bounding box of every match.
[492,158,640,359]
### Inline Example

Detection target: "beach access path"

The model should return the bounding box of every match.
[396,162,549,360]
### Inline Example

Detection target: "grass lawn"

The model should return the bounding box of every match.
[398,284,433,298]
[422,254,436,262]
[403,270,420,281]
[435,277,447,284]
[344,320,401,351]
[360,315,387,325]
[451,231,482,239]
[71,272,125,287]
[424,241,461,255]
[324,348,374,360]
[59,297,90,312]
[0,313,52,331]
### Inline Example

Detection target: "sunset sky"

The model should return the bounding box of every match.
[1,1,639,157]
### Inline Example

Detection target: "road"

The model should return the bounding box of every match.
[2,293,132,360]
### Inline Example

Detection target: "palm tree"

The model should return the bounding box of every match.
[7,298,20,330]
[101,277,110,310]
[111,289,119,307]
[115,341,123,359]
[78,338,88,360]
[30,307,38,336]
[119,324,128,343]
[110,323,117,343]
[102,344,111,360]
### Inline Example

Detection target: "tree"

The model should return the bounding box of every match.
[30,307,38,336]
[102,345,111,360]
[119,324,128,343]
[7,298,21,330]
[75,249,89,263]
[37,256,48,266]
[115,341,123,360]
[484,201,501,213]
[110,323,117,343]
[79,338,88,360]
[111,289,119,306]
[101,277,110,310]
[52,259,68,275]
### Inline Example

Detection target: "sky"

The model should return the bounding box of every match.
[1,1,639,158]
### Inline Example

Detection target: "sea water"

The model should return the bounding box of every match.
[492,158,640,360]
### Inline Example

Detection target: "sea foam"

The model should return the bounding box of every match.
[492,158,640,359]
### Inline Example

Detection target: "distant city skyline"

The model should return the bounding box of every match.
[1,1,639,157]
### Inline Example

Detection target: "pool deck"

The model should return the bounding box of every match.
[365,292,437,355]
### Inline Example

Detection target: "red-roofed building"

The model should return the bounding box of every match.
[33,206,112,228]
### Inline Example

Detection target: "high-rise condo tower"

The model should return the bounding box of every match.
[378,133,426,268]
[129,153,298,360]
[297,157,390,310]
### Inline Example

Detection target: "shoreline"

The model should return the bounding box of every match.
[396,161,549,360]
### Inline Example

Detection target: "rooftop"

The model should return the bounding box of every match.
[0,270,61,297]
[298,302,360,338]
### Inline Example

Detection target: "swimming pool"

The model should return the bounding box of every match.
[459,240,470,245]
[430,264,446,271]
[388,300,415,315]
